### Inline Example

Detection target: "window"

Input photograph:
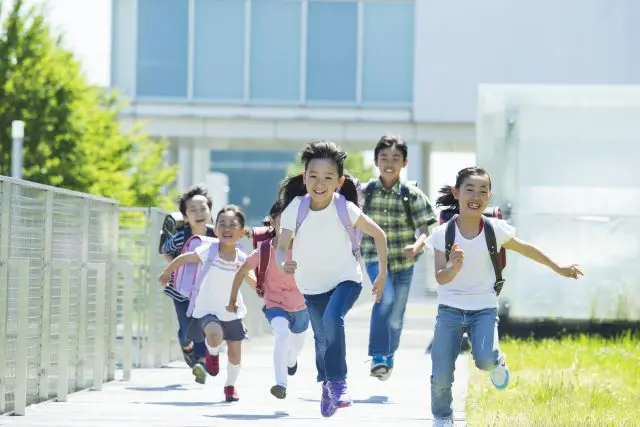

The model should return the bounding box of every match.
[193,0,246,100]
[362,1,414,104]
[136,0,188,97]
[306,1,357,103]
[250,0,302,102]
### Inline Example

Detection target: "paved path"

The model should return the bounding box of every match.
[1,294,468,426]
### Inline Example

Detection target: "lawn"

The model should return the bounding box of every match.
[466,333,640,427]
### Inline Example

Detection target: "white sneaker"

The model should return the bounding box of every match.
[490,357,510,390]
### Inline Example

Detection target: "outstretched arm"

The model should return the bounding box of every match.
[276,228,295,274]
[355,214,387,302]
[159,251,200,285]
[227,262,253,312]
[503,237,583,279]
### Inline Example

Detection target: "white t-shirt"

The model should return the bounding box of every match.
[191,244,247,321]
[280,196,363,295]
[430,217,515,310]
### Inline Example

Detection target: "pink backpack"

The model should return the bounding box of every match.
[163,235,217,302]
[294,192,363,260]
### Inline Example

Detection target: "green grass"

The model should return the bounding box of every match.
[466,333,640,427]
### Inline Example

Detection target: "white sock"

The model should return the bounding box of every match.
[225,362,241,387]
[206,341,220,356]
[270,317,291,387]
[289,331,306,368]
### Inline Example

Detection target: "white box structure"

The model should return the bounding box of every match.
[477,85,640,323]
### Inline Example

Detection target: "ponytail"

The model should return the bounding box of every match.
[278,175,307,208]
[436,184,459,214]
[339,175,359,205]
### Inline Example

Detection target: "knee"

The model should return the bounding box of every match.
[474,351,499,371]
[430,372,453,392]
[322,311,343,331]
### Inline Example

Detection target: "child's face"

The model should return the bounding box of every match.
[304,158,345,205]
[214,211,245,245]
[452,174,492,217]
[184,195,211,226]
[375,145,407,182]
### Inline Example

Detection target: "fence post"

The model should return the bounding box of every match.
[117,261,135,381]
[55,261,71,402]
[89,263,107,391]
[108,207,120,380]
[38,190,54,401]
[77,198,90,388]
[0,181,11,413]
[13,259,31,416]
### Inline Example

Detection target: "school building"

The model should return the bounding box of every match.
[110,0,640,224]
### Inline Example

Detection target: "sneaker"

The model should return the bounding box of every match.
[328,380,352,408]
[432,419,454,427]
[205,352,220,376]
[182,347,196,368]
[192,362,207,384]
[288,362,298,376]
[370,355,388,378]
[320,381,336,418]
[378,354,394,381]
[270,384,287,399]
[490,357,510,390]
[224,386,239,402]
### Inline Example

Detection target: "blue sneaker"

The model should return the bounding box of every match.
[378,354,394,381]
[370,355,388,378]
[490,358,510,390]
[320,381,336,417]
[329,380,352,408]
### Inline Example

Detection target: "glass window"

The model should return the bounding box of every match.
[362,1,414,104]
[194,0,245,100]
[136,0,188,97]
[250,0,302,102]
[306,1,357,103]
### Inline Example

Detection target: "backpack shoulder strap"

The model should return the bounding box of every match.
[444,215,457,261]
[294,195,311,236]
[483,219,504,291]
[399,183,416,230]
[256,239,272,296]
[186,241,219,317]
[334,193,361,259]
[363,180,376,213]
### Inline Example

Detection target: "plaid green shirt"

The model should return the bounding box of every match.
[361,179,437,272]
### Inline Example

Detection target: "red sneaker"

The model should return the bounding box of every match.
[205,352,219,376]
[224,386,239,402]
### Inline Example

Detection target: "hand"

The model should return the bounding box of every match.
[371,273,387,303]
[449,244,464,272]
[554,264,583,279]
[158,271,171,287]
[282,260,297,275]
[403,243,419,259]
[226,300,238,313]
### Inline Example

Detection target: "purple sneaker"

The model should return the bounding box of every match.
[320,381,337,417]
[328,380,352,408]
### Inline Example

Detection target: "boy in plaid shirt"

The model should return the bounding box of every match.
[361,134,437,380]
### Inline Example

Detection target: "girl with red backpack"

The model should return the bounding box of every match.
[275,141,388,418]
[429,167,583,427]
[226,200,308,400]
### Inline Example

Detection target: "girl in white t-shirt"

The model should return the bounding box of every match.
[159,205,253,403]
[429,167,583,427]
[276,141,388,418]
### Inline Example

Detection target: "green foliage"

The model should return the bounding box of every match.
[0,0,176,207]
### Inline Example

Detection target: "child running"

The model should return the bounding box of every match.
[276,140,388,418]
[161,186,215,375]
[429,167,583,427]
[159,205,253,402]
[226,200,308,400]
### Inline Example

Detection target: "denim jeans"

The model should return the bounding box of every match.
[173,299,206,358]
[366,262,414,357]
[430,304,503,421]
[304,281,362,382]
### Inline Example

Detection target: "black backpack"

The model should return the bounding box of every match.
[440,208,506,295]
[158,212,215,254]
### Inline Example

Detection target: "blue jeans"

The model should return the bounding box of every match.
[173,299,206,358]
[304,281,362,382]
[430,305,503,421]
[366,262,414,357]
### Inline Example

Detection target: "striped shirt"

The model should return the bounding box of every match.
[361,179,437,272]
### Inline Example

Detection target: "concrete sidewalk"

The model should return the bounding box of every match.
[1,295,469,426]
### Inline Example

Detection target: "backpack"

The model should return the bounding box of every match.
[186,241,220,318]
[158,211,215,254]
[250,226,276,297]
[440,207,507,295]
[363,179,417,230]
[163,234,217,302]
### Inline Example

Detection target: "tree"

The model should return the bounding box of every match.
[0,0,176,207]
[286,150,376,183]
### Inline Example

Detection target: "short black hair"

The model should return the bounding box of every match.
[374,133,408,161]
[178,185,213,216]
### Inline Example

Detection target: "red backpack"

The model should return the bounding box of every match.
[251,225,276,297]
